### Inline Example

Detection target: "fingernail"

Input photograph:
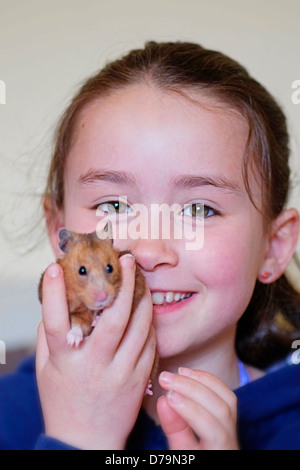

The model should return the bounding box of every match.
[168,390,182,405]
[160,371,174,384]
[178,367,192,377]
[46,263,61,278]
[120,253,135,268]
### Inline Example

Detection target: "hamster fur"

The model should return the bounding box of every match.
[38,224,157,394]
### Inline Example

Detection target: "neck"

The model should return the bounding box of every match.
[143,325,240,424]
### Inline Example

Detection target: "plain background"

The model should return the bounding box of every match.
[0,0,300,353]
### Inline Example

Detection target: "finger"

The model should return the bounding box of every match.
[179,368,238,431]
[36,321,49,372]
[89,254,136,358]
[134,325,157,396]
[166,390,232,450]
[116,325,156,402]
[159,371,237,434]
[41,263,70,353]
[132,326,156,377]
[157,396,198,450]
[178,367,237,406]
[115,287,153,369]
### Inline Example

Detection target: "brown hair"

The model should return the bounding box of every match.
[45,41,300,368]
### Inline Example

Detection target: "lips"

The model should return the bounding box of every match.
[151,291,193,306]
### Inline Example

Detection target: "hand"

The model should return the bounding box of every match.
[157,368,239,450]
[36,255,156,450]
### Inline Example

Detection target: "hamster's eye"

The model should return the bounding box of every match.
[106,264,113,274]
[79,266,87,276]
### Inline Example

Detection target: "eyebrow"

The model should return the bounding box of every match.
[171,174,242,193]
[78,168,241,193]
[78,169,137,186]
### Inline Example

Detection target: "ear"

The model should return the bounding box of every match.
[259,208,300,283]
[96,220,114,244]
[58,228,76,253]
[43,196,64,257]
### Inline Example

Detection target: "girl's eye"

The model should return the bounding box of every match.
[96,200,131,214]
[182,203,216,218]
[79,266,87,276]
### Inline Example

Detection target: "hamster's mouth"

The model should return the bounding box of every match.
[92,299,113,310]
[151,291,193,306]
[87,295,115,312]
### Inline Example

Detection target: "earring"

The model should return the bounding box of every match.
[260,271,272,281]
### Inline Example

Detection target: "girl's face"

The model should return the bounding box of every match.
[56,85,268,361]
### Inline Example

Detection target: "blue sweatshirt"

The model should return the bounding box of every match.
[1,355,300,450]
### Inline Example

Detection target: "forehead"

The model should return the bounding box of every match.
[65,85,251,195]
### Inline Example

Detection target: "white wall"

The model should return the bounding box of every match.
[1,0,300,350]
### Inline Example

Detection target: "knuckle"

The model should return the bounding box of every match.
[105,319,123,338]
[228,391,238,410]
[219,393,237,422]
[219,402,232,421]
[37,321,44,335]
[196,369,212,382]
[45,325,60,340]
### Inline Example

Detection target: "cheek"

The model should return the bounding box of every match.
[62,201,98,234]
[203,221,264,277]
[190,225,265,308]
[204,245,251,285]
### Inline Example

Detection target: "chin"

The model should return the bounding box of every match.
[155,333,191,360]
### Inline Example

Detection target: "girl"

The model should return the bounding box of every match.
[1,41,300,450]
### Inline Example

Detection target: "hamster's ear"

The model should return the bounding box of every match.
[44,195,64,257]
[96,220,114,244]
[58,228,75,253]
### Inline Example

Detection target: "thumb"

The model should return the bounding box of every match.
[40,263,70,354]
[157,395,198,450]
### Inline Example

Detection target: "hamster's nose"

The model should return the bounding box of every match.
[95,291,108,303]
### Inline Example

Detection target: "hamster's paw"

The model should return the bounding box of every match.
[91,315,100,327]
[144,379,153,396]
[67,326,84,347]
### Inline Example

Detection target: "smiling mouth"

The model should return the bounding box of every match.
[151,291,193,306]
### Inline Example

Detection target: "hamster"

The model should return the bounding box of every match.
[38,222,157,395]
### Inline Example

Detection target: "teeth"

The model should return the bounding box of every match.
[151,291,192,305]
[152,292,165,305]
[166,292,174,303]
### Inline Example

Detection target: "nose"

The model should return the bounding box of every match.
[94,291,108,303]
[132,238,179,272]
